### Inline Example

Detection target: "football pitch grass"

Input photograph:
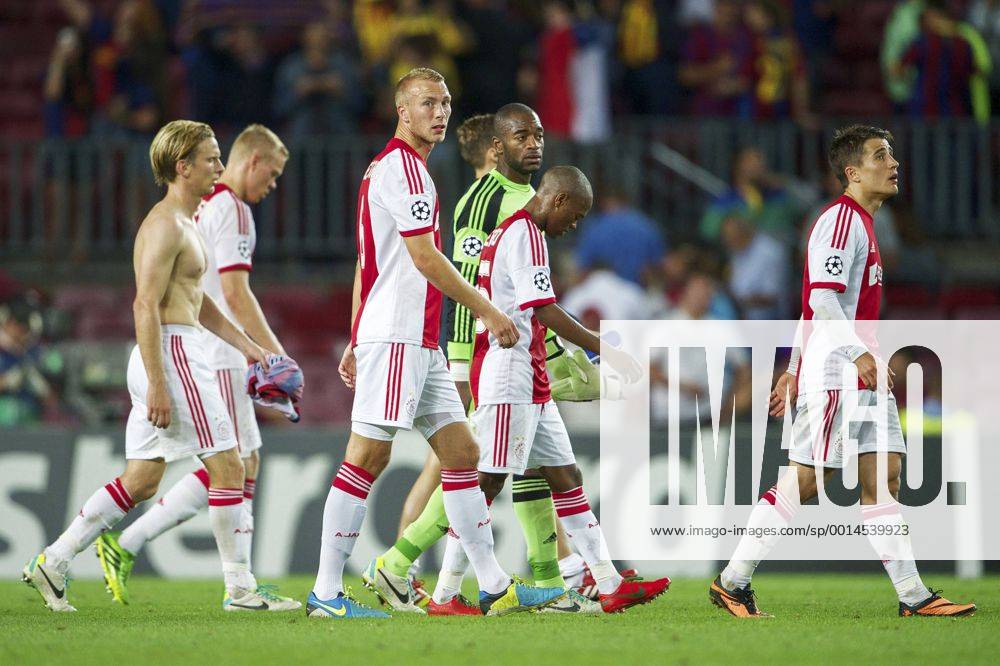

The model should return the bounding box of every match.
[3,574,997,665]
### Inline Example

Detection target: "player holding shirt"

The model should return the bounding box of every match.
[95,125,298,610]
[468,165,670,613]
[306,68,567,619]
[711,125,976,618]
[23,121,295,613]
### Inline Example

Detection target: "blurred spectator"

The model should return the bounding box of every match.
[653,245,739,319]
[354,0,398,65]
[679,0,715,26]
[618,0,683,115]
[386,0,469,94]
[81,0,168,135]
[322,0,362,58]
[536,0,577,137]
[881,0,925,110]
[649,273,752,425]
[575,186,666,286]
[44,28,93,137]
[570,1,614,142]
[791,0,835,81]
[274,22,364,137]
[221,25,276,129]
[455,0,531,116]
[967,0,1000,111]
[895,0,992,123]
[720,215,790,319]
[561,266,654,330]
[0,297,59,426]
[679,0,754,116]
[700,146,809,245]
[186,23,274,132]
[744,0,812,123]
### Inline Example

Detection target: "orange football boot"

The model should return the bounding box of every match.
[709,576,771,618]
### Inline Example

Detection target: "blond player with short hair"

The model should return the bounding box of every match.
[23,121,296,613]
[94,124,299,610]
[306,68,567,618]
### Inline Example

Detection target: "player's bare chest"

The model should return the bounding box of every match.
[176,222,209,280]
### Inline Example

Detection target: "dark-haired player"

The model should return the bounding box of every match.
[710,125,976,618]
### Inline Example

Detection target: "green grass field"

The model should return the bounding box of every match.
[3,574,997,665]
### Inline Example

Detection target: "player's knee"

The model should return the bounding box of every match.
[204,450,245,487]
[345,446,390,479]
[887,475,900,499]
[121,475,159,503]
[479,473,505,501]
[244,450,260,479]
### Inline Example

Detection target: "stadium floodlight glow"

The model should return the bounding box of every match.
[600,319,993,561]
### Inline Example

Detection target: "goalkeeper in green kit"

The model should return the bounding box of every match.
[363,104,616,615]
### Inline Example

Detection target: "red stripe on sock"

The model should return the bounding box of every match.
[243,478,256,500]
[441,468,479,492]
[552,486,591,517]
[208,487,244,506]
[193,468,211,489]
[331,462,375,499]
[104,481,132,513]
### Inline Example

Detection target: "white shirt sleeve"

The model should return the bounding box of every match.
[806,205,864,293]
[378,150,436,237]
[506,220,557,311]
[206,196,254,272]
[808,288,868,360]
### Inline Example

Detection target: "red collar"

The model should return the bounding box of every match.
[386,137,426,164]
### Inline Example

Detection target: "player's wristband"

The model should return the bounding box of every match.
[846,345,869,362]
[450,361,470,382]
[447,340,472,364]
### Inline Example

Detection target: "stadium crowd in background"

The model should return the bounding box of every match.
[6,0,998,428]
[37,0,997,140]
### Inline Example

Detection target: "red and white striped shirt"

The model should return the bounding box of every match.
[471,210,556,405]
[352,138,442,349]
[194,182,256,370]
[800,194,883,393]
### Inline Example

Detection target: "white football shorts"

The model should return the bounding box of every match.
[472,400,575,475]
[125,325,238,463]
[788,389,906,469]
[351,342,465,436]
[213,367,262,458]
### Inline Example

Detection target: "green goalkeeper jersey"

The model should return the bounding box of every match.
[446,168,534,363]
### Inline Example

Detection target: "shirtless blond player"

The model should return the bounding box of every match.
[22,120,297,613]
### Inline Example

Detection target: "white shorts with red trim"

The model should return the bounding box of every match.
[471,400,575,475]
[351,342,465,431]
[788,389,905,469]
[125,325,238,463]
[214,367,262,458]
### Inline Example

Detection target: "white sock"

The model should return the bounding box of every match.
[559,552,586,587]
[119,469,209,555]
[722,485,799,591]
[432,529,469,603]
[46,478,135,566]
[440,469,509,595]
[209,487,256,594]
[552,487,621,595]
[862,501,931,605]
[313,463,373,600]
[241,478,256,569]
